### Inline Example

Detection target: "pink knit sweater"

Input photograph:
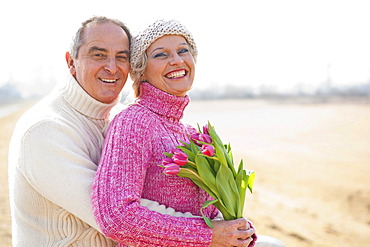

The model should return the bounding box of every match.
[92,83,219,246]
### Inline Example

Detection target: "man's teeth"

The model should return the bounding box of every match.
[101,78,117,83]
[166,70,186,79]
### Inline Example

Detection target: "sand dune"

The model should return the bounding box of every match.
[1,99,370,246]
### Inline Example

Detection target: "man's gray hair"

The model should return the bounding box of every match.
[70,16,132,59]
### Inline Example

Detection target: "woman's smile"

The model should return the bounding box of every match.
[164,69,187,79]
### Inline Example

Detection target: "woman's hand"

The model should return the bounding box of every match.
[210,217,255,247]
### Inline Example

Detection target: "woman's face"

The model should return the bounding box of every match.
[143,35,195,97]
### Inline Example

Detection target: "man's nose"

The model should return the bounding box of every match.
[104,57,118,74]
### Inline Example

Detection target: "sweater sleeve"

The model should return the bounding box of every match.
[18,118,103,231]
[92,111,213,246]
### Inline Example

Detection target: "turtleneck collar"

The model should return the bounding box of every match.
[60,76,121,120]
[137,82,190,122]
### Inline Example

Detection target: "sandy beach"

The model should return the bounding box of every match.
[1,99,370,246]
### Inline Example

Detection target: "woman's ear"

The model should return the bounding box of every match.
[140,73,146,82]
[65,52,76,77]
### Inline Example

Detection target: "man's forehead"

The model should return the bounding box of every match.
[80,23,129,53]
[83,23,127,43]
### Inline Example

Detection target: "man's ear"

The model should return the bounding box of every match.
[65,52,76,77]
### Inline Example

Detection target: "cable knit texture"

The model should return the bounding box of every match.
[92,82,219,246]
[8,77,120,246]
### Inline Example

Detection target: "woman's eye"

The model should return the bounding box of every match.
[178,48,189,54]
[153,52,167,58]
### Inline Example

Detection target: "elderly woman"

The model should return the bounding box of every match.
[92,20,257,247]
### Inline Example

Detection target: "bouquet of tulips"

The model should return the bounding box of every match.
[160,122,255,228]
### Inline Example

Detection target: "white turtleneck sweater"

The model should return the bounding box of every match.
[8,77,191,247]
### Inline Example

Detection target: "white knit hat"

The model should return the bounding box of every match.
[130,19,197,77]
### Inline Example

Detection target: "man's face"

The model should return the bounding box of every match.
[67,22,130,104]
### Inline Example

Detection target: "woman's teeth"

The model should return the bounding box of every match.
[165,70,186,79]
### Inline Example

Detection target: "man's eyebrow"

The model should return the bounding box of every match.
[117,50,129,55]
[88,46,129,55]
[88,46,107,53]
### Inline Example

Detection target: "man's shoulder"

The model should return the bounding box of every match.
[14,93,80,137]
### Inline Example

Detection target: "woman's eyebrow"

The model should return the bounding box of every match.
[149,43,189,55]
[149,47,165,56]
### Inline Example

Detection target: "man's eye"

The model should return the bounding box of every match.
[117,55,128,61]
[153,52,167,58]
[92,53,106,59]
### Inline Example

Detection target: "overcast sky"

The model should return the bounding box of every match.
[1,0,370,96]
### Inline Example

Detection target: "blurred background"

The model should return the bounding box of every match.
[1,0,370,246]
[1,0,370,102]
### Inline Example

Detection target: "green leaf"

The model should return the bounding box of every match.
[212,200,234,221]
[215,164,239,219]
[190,139,200,154]
[200,199,218,229]
[195,154,219,198]
[203,199,218,208]
[207,121,223,146]
[164,152,173,158]
[179,140,191,148]
[237,159,244,174]
[214,142,227,166]
[202,215,214,229]
[197,123,202,133]
[178,168,217,199]
[208,122,237,177]
[213,160,221,174]
[236,170,247,218]
[227,143,233,162]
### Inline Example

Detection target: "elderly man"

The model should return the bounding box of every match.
[8,16,130,246]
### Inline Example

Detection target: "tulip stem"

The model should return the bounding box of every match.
[187,160,197,168]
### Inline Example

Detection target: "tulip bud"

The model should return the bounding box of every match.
[163,163,180,175]
[201,144,215,157]
[199,134,212,144]
[172,150,188,166]
[203,124,210,135]
[162,157,174,166]
[190,133,202,146]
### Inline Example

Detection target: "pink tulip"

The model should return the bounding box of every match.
[163,163,180,175]
[190,133,201,146]
[172,149,188,166]
[191,133,212,146]
[203,124,209,135]
[199,134,212,144]
[201,144,215,157]
[162,157,174,166]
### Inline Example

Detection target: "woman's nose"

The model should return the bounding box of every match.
[169,53,184,66]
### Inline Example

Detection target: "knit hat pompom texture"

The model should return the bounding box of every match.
[130,20,197,73]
